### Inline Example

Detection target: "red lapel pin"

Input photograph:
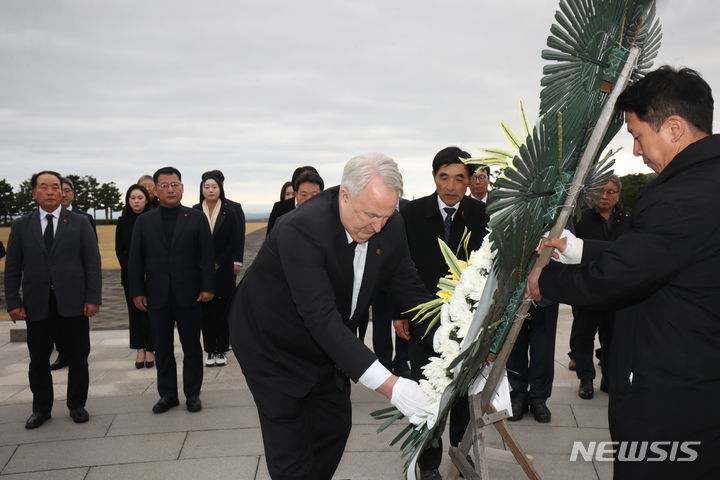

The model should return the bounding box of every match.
[376,249,381,255]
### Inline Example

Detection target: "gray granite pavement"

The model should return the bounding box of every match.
[0,225,612,479]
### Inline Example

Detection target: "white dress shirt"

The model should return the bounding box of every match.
[437,196,459,221]
[39,205,62,236]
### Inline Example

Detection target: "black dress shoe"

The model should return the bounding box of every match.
[186,395,202,413]
[25,411,51,429]
[135,361,145,369]
[145,360,155,368]
[69,407,90,423]
[578,379,594,399]
[50,357,69,370]
[508,397,528,422]
[530,402,552,423]
[152,397,180,414]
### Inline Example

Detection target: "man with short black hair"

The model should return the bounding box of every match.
[528,66,720,479]
[5,170,101,429]
[397,146,489,480]
[293,170,324,207]
[129,166,215,414]
[266,165,320,235]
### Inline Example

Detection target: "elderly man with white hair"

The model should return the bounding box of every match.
[228,153,433,480]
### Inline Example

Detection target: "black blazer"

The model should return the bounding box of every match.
[401,193,489,294]
[114,211,141,288]
[225,198,246,264]
[229,187,430,397]
[4,208,101,320]
[127,205,215,309]
[266,197,295,236]
[192,201,238,298]
[70,205,97,238]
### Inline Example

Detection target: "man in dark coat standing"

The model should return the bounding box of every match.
[528,66,720,479]
[229,153,434,480]
[129,166,215,414]
[4,170,101,429]
[265,165,319,236]
[396,146,488,480]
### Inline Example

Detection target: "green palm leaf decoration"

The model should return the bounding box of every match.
[373,1,662,476]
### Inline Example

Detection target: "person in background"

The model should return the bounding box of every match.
[193,172,237,367]
[202,170,246,276]
[50,176,98,371]
[468,164,491,204]
[137,175,159,208]
[280,181,294,202]
[293,170,324,207]
[266,166,319,236]
[115,184,155,369]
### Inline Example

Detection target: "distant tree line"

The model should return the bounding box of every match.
[0,175,123,223]
[618,172,657,210]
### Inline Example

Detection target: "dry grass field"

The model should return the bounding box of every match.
[0,221,267,273]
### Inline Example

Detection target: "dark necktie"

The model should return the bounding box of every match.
[443,207,456,242]
[44,213,54,252]
[342,240,357,319]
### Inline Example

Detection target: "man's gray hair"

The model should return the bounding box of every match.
[340,153,404,198]
[608,174,622,191]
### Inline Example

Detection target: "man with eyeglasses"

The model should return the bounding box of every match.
[4,170,101,429]
[468,165,491,204]
[567,176,628,400]
[128,166,215,414]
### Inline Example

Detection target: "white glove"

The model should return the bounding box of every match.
[390,377,432,419]
[541,229,583,265]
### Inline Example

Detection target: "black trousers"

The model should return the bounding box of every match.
[149,296,203,399]
[26,292,90,413]
[201,296,229,354]
[507,303,558,404]
[123,285,154,351]
[246,368,352,480]
[570,307,613,383]
[409,323,469,470]
[371,291,409,372]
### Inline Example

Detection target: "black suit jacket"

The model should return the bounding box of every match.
[265,197,295,236]
[128,205,215,309]
[229,187,429,397]
[401,193,489,294]
[225,198,245,264]
[4,208,101,320]
[193,202,238,298]
[114,211,141,288]
[70,205,97,238]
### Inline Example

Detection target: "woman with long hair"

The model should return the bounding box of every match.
[279,181,293,202]
[194,172,238,367]
[115,184,155,368]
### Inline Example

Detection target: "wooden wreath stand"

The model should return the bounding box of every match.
[445,46,640,480]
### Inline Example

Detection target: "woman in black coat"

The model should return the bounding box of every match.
[115,184,154,368]
[193,172,238,367]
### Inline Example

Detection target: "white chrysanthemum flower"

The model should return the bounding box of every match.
[437,333,460,360]
[460,266,486,301]
[433,322,454,353]
[449,291,472,330]
[440,302,451,326]
[419,379,441,403]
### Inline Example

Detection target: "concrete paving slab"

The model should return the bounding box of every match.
[483,452,600,480]
[548,385,610,406]
[0,414,113,447]
[2,432,186,474]
[106,406,259,436]
[85,457,260,480]
[255,451,408,480]
[180,428,264,458]
[572,404,610,429]
[0,404,28,424]
[0,467,89,480]
[0,445,16,472]
[503,403,577,428]
[351,401,392,425]
[506,425,611,455]
[0,387,25,404]
[594,459,614,480]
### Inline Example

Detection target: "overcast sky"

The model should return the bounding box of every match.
[1,0,718,213]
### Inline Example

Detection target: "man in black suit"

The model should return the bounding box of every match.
[49,176,99,371]
[128,166,215,414]
[468,164,491,204]
[229,153,434,480]
[202,170,246,276]
[265,165,319,236]
[528,66,720,479]
[4,170,101,429]
[395,146,489,480]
